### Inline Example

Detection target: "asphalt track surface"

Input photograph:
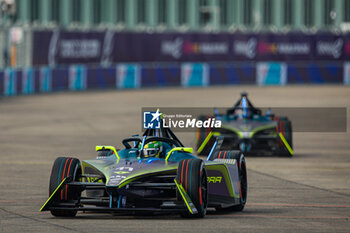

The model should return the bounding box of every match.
[0,86,350,233]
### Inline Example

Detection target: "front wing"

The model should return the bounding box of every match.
[40,176,190,215]
[40,162,243,214]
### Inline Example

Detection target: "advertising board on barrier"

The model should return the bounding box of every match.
[316,38,344,59]
[344,63,350,85]
[343,33,350,61]
[257,62,287,86]
[181,63,209,87]
[32,30,114,66]
[233,37,257,59]
[40,67,52,92]
[69,65,87,91]
[117,64,141,89]
[255,33,312,61]
[32,31,350,65]
[22,68,35,94]
[4,68,17,96]
[160,35,230,60]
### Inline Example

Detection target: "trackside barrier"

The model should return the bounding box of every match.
[209,63,255,85]
[0,71,3,94]
[181,63,209,87]
[40,67,52,92]
[344,63,350,85]
[4,68,17,96]
[116,64,141,89]
[141,65,181,87]
[288,63,343,84]
[52,68,69,91]
[87,66,115,89]
[0,62,349,97]
[257,62,287,86]
[22,68,35,94]
[69,65,87,91]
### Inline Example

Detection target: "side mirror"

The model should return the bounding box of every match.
[95,145,119,159]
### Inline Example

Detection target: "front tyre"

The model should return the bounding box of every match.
[177,159,208,218]
[49,157,81,217]
[232,152,247,211]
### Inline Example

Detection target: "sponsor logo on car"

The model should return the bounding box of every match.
[207,176,222,183]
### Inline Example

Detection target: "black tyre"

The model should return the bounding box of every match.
[215,151,247,211]
[231,152,247,211]
[49,157,81,217]
[210,150,241,161]
[177,159,208,218]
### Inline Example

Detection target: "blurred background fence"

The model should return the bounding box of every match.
[1,0,350,96]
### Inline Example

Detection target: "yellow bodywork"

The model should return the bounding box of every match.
[165,147,193,161]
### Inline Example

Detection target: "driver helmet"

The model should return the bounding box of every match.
[140,141,163,158]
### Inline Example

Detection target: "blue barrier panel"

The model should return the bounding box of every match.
[22,68,35,95]
[344,63,350,85]
[181,63,209,87]
[40,67,52,92]
[52,67,69,91]
[1,62,349,98]
[287,63,343,84]
[34,68,40,93]
[87,66,116,89]
[116,64,141,89]
[209,63,255,85]
[0,71,3,96]
[141,65,181,87]
[69,65,87,91]
[257,62,287,85]
[4,68,17,96]
[16,70,23,94]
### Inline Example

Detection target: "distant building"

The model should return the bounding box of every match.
[1,0,350,31]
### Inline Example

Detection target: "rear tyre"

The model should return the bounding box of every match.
[210,150,241,161]
[49,157,81,217]
[231,152,247,211]
[177,159,208,218]
[214,151,247,211]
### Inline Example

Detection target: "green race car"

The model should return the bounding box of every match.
[40,123,247,218]
[196,93,293,157]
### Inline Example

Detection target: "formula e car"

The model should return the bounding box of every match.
[40,122,247,218]
[196,93,293,157]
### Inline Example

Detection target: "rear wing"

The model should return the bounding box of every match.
[197,131,222,156]
[206,136,224,161]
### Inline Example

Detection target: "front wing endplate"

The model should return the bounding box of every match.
[174,178,198,215]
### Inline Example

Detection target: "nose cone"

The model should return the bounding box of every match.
[106,158,177,187]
